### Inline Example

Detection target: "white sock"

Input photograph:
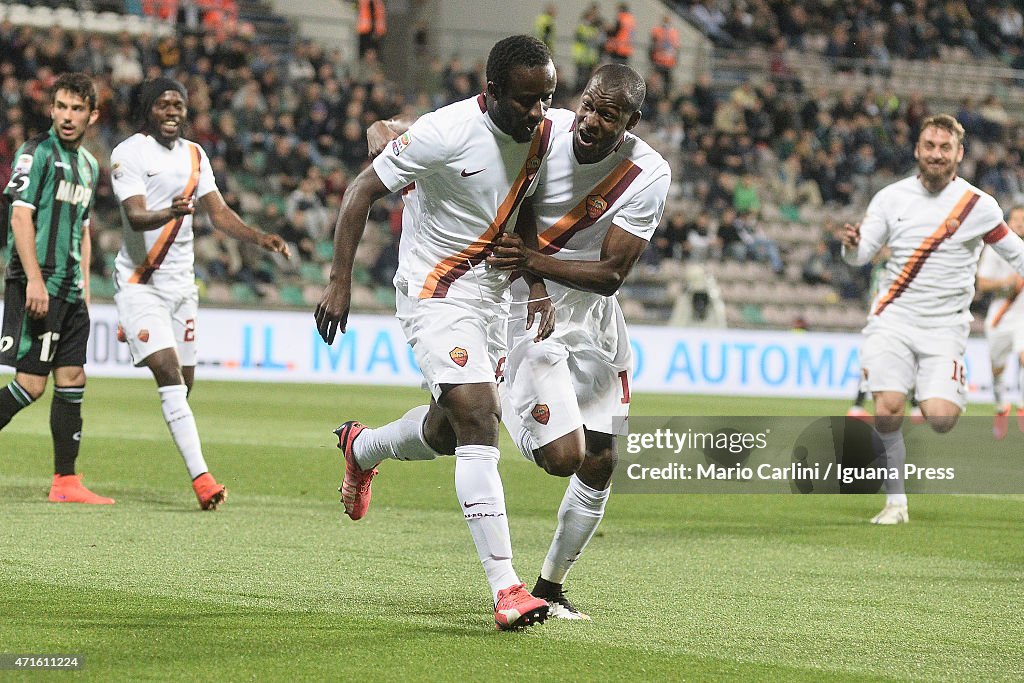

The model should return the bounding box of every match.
[455,444,519,602]
[158,384,208,480]
[352,404,439,470]
[993,374,1006,408]
[541,475,610,584]
[873,428,907,507]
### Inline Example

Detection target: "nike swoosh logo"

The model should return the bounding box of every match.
[460,168,485,177]
[146,171,161,177]
[462,501,487,508]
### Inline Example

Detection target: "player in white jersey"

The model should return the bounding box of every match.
[976,205,1024,439]
[110,78,290,510]
[841,114,1024,524]
[314,36,557,631]
[486,64,670,619]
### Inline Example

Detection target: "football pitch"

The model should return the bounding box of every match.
[1,378,1020,681]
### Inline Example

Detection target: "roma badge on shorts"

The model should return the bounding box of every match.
[450,347,468,367]
[586,193,608,220]
[531,403,550,425]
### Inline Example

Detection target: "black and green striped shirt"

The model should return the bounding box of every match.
[3,127,98,304]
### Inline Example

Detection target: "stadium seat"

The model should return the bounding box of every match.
[54,7,81,30]
[280,284,305,306]
[299,261,326,285]
[90,277,116,300]
[230,283,259,305]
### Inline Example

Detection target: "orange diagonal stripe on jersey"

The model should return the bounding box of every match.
[990,279,1024,327]
[129,143,202,284]
[419,120,550,298]
[873,190,979,316]
[537,159,638,251]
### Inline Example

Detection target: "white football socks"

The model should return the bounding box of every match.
[873,428,907,507]
[541,474,609,584]
[455,444,519,602]
[352,404,440,471]
[158,384,208,480]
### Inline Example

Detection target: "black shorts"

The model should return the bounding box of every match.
[1,280,90,374]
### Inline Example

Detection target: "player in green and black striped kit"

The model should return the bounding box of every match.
[0,72,113,504]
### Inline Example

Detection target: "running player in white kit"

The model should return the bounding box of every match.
[976,205,1024,439]
[111,78,290,510]
[487,64,670,619]
[841,114,1024,524]
[314,36,557,631]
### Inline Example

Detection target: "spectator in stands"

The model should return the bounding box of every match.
[690,0,733,48]
[603,3,635,64]
[978,94,1010,143]
[801,241,835,286]
[356,0,387,58]
[649,15,680,95]
[572,4,603,90]
[534,4,556,50]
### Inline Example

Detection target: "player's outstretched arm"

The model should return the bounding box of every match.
[314,165,391,344]
[10,205,48,319]
[198,190,291,258]
[488,224,647,297]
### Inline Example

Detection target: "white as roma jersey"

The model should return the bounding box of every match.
[525,107,670,304]
[855,175,1006,326]
[110,134,217,288]
[978,245,1024,329]
[373,94,553,302]
[507,107,670,359]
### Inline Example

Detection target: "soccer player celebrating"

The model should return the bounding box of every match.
[110,78,290,510]
[841,114,1024,524]
[976,205,1024,439]
[0,73,113,504]
[361,64,669,621]
[315,35,556,631]
[486,64,671,619]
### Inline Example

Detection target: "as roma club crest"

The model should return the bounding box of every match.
[450,347,468,367]
[531,403,550,425]
[945,217,960,236]
[586,194,608,220]
[526,155,541,179]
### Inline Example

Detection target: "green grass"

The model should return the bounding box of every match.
[0,378,1021,681]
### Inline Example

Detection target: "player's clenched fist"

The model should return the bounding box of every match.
[841,222,861,248]
[168,194,195,216]
[314,280,351,344]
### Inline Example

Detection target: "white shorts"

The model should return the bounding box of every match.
[114,282,199,367]
[396,289,507,401]
[985,321,1024,368]
[861,317,968,409]
[502,291,632,446]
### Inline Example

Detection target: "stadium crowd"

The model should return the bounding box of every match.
[4,0,1024,326]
